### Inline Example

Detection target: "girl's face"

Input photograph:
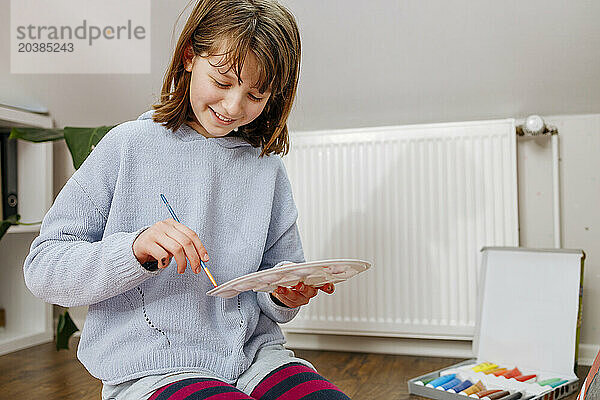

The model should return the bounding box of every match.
[184,48,272,138]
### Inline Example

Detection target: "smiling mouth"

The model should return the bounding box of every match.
[209,107,235,124]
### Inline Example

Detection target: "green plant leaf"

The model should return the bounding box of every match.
[56,309,79,351]
[9,127,64,142]
[63,126,114,170]
[0,214,21,241]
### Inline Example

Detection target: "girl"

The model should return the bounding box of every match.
[23,0,351,399]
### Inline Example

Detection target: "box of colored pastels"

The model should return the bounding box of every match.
[408,247,585,400]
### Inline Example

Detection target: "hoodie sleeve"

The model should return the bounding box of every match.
[256,158,305,323]
[23,126,159,307]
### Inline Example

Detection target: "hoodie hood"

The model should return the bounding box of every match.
[138,110,252,149]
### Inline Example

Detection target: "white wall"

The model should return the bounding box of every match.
[517,114,600,364]
[1,0,599,361]
[285,0,600,130]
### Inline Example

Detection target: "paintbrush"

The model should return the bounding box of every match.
[141,194,218,288]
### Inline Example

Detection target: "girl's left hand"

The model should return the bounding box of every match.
[271,282,335,308]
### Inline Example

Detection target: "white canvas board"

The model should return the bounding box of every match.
[473,247,582,379]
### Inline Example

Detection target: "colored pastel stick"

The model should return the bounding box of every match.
[474,363,496,372]
[492,368,509,376]
[472,389,502,398]
[426,373,456,388]
[485,367,506,375]
[440,378,462,390]
[448,379,473,393]
[497,393,523,400]
[414,377,436,386]
[473,362,496,372]
[462,381,486,395]
[537,378,561,386]
[483,391,511,400]
[500,368,522,379]
[479,364,499,373]
[549,379,569,388]
[515,374,537,382]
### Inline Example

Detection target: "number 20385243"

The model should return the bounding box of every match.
[18,42,74,52]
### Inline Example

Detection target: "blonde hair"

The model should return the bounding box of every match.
[153,0,301,156]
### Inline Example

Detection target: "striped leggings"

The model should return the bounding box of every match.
[148,363,351,400]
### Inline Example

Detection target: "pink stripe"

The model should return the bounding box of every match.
[163,380,231,400]
[251,365,314,398]
[203,392,254,400]
[277,380,340,400]
[148,382,175,400]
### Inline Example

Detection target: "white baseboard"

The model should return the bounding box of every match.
[283,332,474,358]
[284,332,599,366]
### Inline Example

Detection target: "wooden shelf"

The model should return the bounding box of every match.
[7,225,41,234]
[0,105,54,355]
[0,104,52,129]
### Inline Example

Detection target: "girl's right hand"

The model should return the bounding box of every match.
[132,218,209,274]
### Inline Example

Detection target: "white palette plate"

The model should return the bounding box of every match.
[206,259,371,299]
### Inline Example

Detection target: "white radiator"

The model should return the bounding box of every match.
[282,119,518,340]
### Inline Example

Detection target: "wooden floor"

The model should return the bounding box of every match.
[0,338,590,399]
